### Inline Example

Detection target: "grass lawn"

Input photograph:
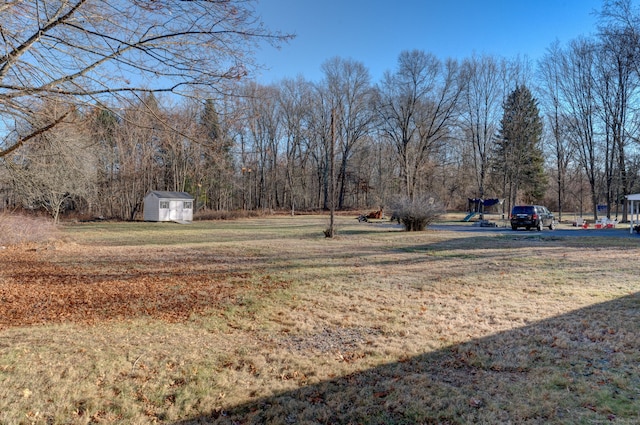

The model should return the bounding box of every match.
[1,215,639,424]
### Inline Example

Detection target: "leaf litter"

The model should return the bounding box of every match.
[0,243,287,329]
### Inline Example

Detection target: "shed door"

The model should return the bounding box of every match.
[169,200,182,220]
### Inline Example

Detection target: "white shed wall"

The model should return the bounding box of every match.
[143,192,193,222]
[143,195,161,221]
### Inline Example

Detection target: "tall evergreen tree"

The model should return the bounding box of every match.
[494,85,546,210]
[201,99,222,143]
[199,99,234,210]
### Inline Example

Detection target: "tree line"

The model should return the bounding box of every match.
[2,0,640,223]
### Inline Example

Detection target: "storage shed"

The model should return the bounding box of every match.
[627,193,640,233]
[143,191,194,222]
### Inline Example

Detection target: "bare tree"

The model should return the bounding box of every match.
[320,57,376,209]
[6,102,96,223]
[241,82,282,210]
[278,77,314,213]
[0,0,290,157]
[306,83,333,210]
[161,109,197,194]
[376,50,462,200]
[594,0,640,220]
[90,94,165,220]
[459,54,507,201]
[557,38,601,220]
[538,42,575,221]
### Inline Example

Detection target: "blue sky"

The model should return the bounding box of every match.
[253,0,604,84]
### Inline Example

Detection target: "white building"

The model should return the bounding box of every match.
[627,193,640,234]
[143,191,194,222]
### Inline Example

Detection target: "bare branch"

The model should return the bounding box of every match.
[0,110,71,157]
[0,0,292,156]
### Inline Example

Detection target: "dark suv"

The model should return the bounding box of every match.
[510,205,555,231]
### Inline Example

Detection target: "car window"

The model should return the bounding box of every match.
[512,206,533,214]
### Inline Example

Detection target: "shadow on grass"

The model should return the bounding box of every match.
[174,293,640,424]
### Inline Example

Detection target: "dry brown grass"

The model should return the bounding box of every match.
[0,212,59,247]
[0,216,639,424]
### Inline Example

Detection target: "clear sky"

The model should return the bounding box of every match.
[253,0,605,84]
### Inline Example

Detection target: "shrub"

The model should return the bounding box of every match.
[193,209,264,221]
[390,195,443,231]
[0,212,58,246]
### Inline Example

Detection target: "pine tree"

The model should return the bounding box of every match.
[494,85,546,209]
[198,99,234,210]
[201,99,221,143]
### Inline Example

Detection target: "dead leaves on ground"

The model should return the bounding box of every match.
[0,245,287,329]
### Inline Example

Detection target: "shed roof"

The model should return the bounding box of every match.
[627,193,640,201]
[147,190,194,200]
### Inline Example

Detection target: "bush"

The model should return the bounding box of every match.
[390,195,444,231]
[193,209,265,221]
[0,212,58,246]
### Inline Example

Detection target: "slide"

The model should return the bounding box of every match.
[463,212,477,222]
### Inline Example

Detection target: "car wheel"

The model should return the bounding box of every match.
[536,221,542,231]
[549,221,555,230]
[511,225,518,231]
